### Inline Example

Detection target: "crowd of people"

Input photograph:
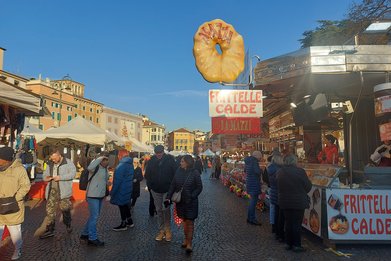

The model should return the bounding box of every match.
[0,145,205,259]
[244,149,312,252]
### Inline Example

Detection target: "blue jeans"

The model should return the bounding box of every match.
[82,197,103,240]
[247,193,259,222]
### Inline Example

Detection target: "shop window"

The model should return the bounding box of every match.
[68,115,72,121]
[57,113,61,121]
[51,112,55,119]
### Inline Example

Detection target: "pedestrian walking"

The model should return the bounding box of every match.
[0,147,31,260]
[166,155,203,253]
[213,157,221,179]
[276,154,312,252]
[194,156,203,175]
[130,157,143,209]
[145,145,176,242]
[244,151,263,226]
[110,154,134,231]
[267,151,284,240]
[39,149,76,239]
[80,153,110,247]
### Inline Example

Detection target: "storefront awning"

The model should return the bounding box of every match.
[0,80,43,115]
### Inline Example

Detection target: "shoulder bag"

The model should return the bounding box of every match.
[171,172,192,203]
[0,193,20,215]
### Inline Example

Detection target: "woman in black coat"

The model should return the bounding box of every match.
[276,154,312,252]
[130,158,143,208]
[166,155,203,254]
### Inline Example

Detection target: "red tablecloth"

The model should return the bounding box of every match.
[29,181,87,200]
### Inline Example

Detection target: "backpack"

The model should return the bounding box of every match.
[79,165,100,191]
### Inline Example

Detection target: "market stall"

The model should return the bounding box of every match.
[30,117,122,200]
[0,79,44,244]
[254,45,391,244]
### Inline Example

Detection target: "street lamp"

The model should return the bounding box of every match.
[51,74,72,127]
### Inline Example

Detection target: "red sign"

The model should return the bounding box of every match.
[212,117,261,134]
[379,122,391,141]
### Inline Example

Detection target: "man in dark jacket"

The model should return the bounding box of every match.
[244,150,263,225]
[145,145,176,242]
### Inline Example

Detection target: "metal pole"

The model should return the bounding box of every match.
[348,71,365,188]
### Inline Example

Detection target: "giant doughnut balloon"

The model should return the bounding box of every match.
[193,19,245,83]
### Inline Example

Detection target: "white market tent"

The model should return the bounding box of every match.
[201,149,215,156]
[105,131,153,152]
[21,119,43,135]
[35,117,120,145]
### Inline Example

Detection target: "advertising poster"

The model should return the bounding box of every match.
[326,189,391,240]
[302,187,322,237]
[379,122,391,142]
[209,90,263,117]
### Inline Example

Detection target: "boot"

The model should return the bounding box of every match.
[62,210,72,233]
[182,220,188,248]
[165,228,172,242]
[186,220,194,254]
[113,221,128,231]
[40,222,55,239]
[155,230,165,241]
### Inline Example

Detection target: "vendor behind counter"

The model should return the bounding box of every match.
[369,140,391,167]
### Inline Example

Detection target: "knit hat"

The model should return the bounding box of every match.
[0,147,14,161]
[154,145,164,153]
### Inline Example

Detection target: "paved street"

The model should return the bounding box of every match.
[1,171,390,261]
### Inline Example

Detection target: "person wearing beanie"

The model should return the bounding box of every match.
[317,134,339,164]
[0,147,31,260]
[145,145,176,242]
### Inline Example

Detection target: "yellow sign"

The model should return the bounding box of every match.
[193,19,245,83]
[125,141,132,151]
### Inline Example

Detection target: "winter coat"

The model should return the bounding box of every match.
[110,157,134,206]
[86,157,109,198]
[132,166,143,199]
[43,157,76,200]
[145,154,176,193]
[0,159,31,225]
[167,168,203,220]
[276,166,312,210]
[317,144,338,164]
[194,159,203,174]
[267,163,281,205]
[244,156,262,195]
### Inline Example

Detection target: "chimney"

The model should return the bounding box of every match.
[0,47,5,71]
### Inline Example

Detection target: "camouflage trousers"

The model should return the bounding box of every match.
[45,184,72,227]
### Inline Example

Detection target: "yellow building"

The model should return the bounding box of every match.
[27,77,102,130]
[167,128,195,153]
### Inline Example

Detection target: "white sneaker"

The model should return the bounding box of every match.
[11,249,21,260]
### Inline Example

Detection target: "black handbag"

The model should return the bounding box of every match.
[0,194,20,215]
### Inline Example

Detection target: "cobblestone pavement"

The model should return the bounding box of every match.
[1,170,390,261]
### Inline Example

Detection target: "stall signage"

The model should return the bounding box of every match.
[209,90,263,117]
[326,189,391,240]
[212,117,261,134]
[379,122,391,142]
[302,187,322,237]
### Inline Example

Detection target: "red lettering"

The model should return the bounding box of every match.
[351,195,357,214]
[386,219,391,234]
[256,92,262,102]
[368,195,373,214]
[374,195,380,214]
[360,195,366,214]
[387,195,391,214]
[369,219,376,234]
[352,218,359,234]
[377,219,385,234]
[249,104,256,114]
[344,195,349,213]
[216,104,223,113]
[361,218,368,234]
[380,195,385,214]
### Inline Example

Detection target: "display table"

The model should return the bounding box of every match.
[29,181,86,200]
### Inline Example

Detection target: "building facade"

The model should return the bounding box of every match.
[100,106,143,141]
[167,128,195,153]
[142,117,166,147]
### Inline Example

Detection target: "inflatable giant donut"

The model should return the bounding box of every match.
[193,19,245,83]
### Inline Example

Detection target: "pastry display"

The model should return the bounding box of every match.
[329,214,349,234]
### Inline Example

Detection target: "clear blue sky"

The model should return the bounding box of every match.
[1,0,353,132]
